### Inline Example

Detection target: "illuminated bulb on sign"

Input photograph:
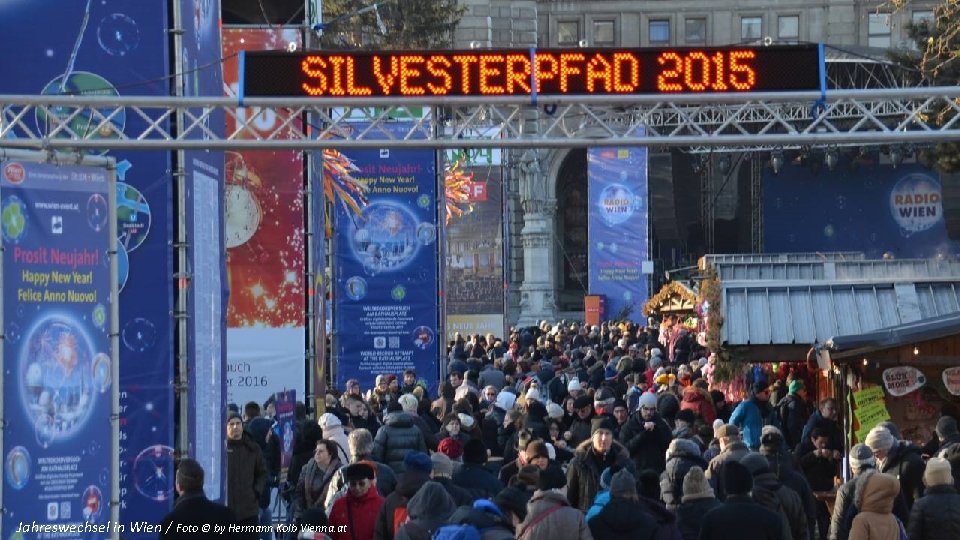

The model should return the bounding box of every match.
[913,347,919,355]
[287,42,298,52]
[862,358,868,366]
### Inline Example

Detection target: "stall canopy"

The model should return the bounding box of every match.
[643,281,697,317]
[699,253,960,361]
[827,311,960,359]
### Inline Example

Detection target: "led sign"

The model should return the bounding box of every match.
[241,45,821,98]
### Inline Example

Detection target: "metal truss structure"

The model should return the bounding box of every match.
[1,86,959,151]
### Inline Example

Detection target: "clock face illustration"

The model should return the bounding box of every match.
[224,184,261,248]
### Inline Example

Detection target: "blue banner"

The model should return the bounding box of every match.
[333,123,440,393]
[274,390,296,482]
[764,156,960,258]
[0,1,176,530]
[587,145,649,321]
[2,160,113,539]
[180,0,226,502]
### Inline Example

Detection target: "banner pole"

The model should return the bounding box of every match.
[109,158,121,539]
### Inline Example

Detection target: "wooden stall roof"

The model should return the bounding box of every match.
[643,281,697,316]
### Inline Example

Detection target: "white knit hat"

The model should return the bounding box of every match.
[495,391,517,411]
[865,426,896,452]
[457,413,475,429]
[525,387,541,403]
[567,379,582,392]
[546,402,564,419]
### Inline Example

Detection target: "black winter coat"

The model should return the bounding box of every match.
[698,496,787,540]
[373,412,428,474]
[226,433,268,521]
[588,497,659,540]
[159,492,238,540]
[482,406,507,456]
[906,484,960,540]
[620,412,672,474]
[566,439,635,512]
[676,497,722,540]
[879,441,926,510]
[751,471,808,540]
[660,439,708,509]
[452,462,503,500]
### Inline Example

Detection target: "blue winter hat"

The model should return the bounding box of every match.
[403,451,433,475]
[604,363,619,380]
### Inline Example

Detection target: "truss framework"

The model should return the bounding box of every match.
[1,87,959,150]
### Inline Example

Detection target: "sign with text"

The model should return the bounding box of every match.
[943,367,960,396]
[587,143,649,321]
[2,160,114,539]
[882,365,927,397]
[333,123,440,393]
[242,45,821,98]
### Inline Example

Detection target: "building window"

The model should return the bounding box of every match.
[868,13,892,48]
[593,20,615,45]
[778,15,799,40]
[912,10,934,27]
[741,16,762,41]
[558,20,580,45]
[684,17,706,44]
[649,19,670,44]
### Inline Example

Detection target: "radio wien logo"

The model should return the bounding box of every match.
[3,162,25,184]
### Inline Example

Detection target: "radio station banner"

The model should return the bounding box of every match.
[587,143,649,322]
[764,156,960,258]
[443,147,505,341]
[181,0,226,502]
[2,160,114,539]
[0,1,177,531]
[333,122,440,393]
[223,28,306,409]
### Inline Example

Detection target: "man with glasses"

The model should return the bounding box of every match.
[328,463,384,540]
[619,392,672,474]
[798,398,844,457]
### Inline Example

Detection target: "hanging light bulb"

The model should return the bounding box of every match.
[770,151,784,174]
[825,148,839,171]
[913,346,919,356]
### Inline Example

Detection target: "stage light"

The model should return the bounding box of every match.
[770,151,784,174]
[824,148,839,171]
[889,147,904,168]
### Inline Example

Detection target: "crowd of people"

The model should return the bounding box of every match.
[165,319,960,540]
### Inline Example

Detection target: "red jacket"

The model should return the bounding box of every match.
[680,386,717,424]
[328,487,384,540]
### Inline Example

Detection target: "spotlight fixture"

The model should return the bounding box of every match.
[824,148,839,171]
[770,151,784,174]
[717,155,731,174]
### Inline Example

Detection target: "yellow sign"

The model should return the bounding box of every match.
[446,314,504,341]
[853,386,885,408]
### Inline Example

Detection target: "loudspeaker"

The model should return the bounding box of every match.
[943,172,960,239]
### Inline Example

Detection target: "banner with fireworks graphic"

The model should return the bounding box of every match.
[223,28,306,408]
[2,159,114,539]
[587,144,649,321]
[332,122,440,393]
[442,148,506,341]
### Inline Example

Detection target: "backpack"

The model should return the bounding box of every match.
[432,524,483,540]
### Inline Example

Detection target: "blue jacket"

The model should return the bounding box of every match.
[728,398,776,450]
[586,489,611,522]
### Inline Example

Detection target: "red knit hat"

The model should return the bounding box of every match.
[437,437,464,460]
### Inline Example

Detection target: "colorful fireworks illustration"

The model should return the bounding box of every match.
[443,156,475,225]
[322,149,369,236]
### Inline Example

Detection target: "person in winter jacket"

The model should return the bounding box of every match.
[445,499,517,540]
[329,463,385,540]
[742,453,809,540]
[776,380,812,451]
[292,439,342,522]
[395,481,456,540]
[397,394,439,452]
[452,438,503,500]
[588,470,659,540]
[319,413,351,464]
[705,424,752,501]
[760,428,817,540]
[797,399,843,457]
[567,395,596,447]
[517,464,593,540]
[680,380,717,425]
[373,452,433,540]
[226,412,268,537]
[906,457,960,540]
[619,391,673,473]
[566,416,635,513]
[585,467,614,522]
[829,444,910,540]
[848,472,901,540]
[482,391,516,457]
[675,466,721,540]
[698,461,787,540]
[865,426,926,511]
[373,409,428,474]
[660,438,708,510]
[728,383,777,450]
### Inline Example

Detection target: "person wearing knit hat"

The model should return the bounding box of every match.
[566,394,596,447]
[450,439,502,500]
[612,399,629,431]
[587,468,661,540]
[675,466,721,540]
[698,462,787,540]
[906,457,960,540]
[536,462,567,491]
[566,405,634,513]
[704,422,750,501]
[848,443,876,473]
[403,451,433,476]
[495,390,517,412]
[525,387,541,404]
[494,486,530,522]
[546,401,564,420]
[437,437,464,462]
[591,415,618,437]
[619,388,672,475]
[567,378,584,398]
[936,416,960,457]
[865,426,896,456]
[456,412,475,431]
[430,452,454,478]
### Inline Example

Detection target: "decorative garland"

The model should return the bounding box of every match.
[697,264,748,383]
[642,281,697,316]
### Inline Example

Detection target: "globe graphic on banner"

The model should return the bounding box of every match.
[889,173,943,236]
[350,202,420,272]
[597,183,638,226]
[20,316,98,444]
[117,182,152,252]
[2,195,28,244]
[35,72,125,151]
